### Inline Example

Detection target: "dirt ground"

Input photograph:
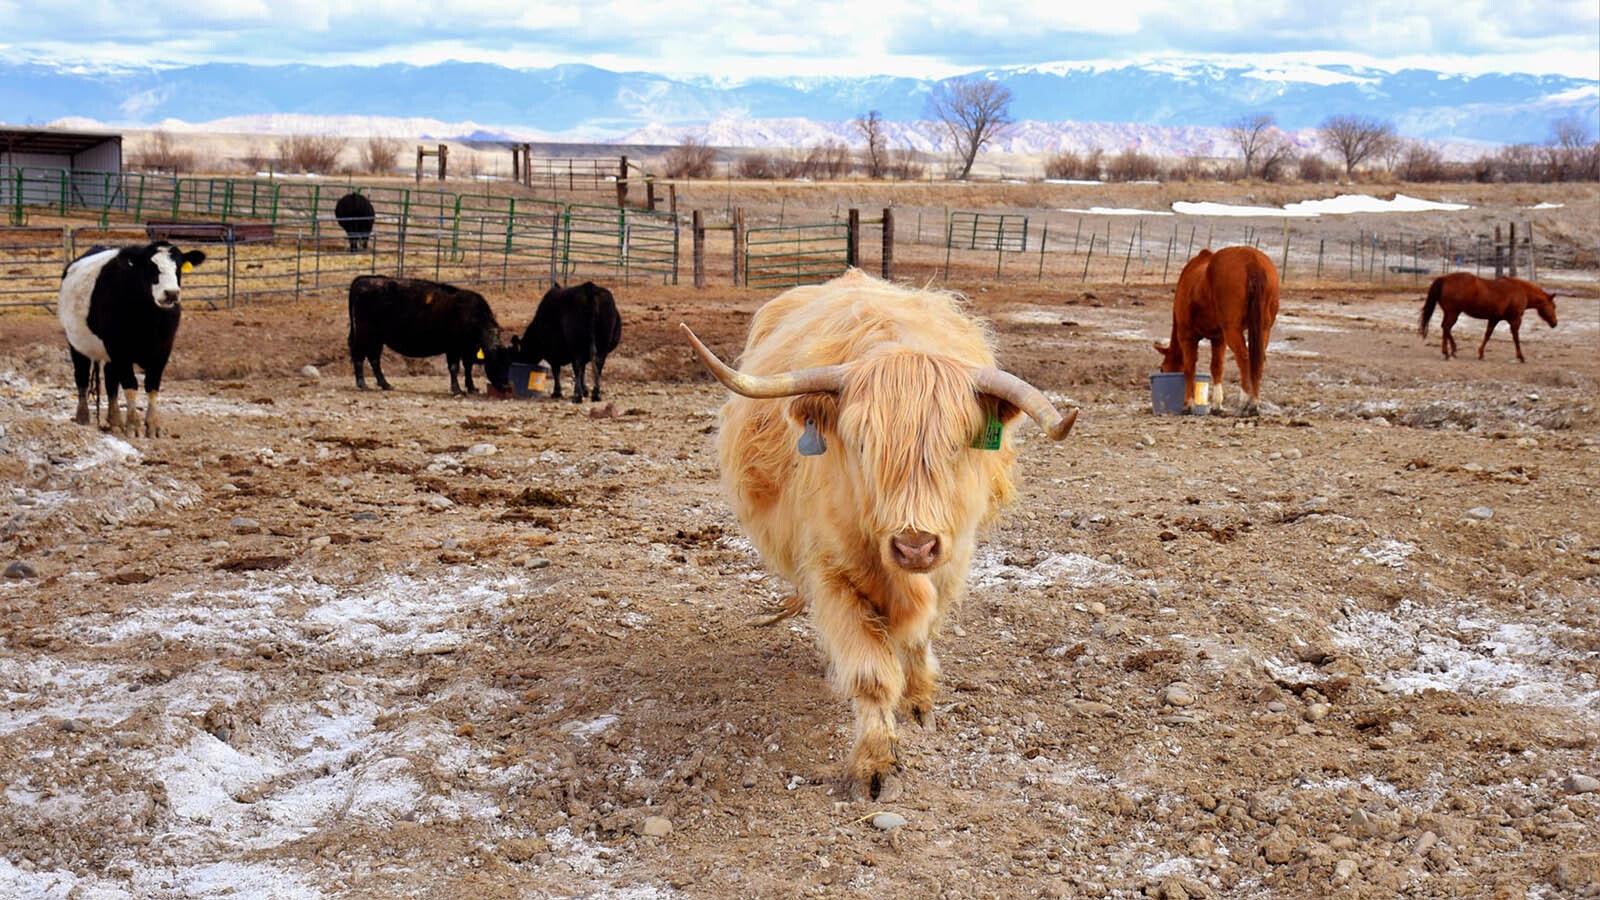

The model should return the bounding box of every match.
[1,184,1598,899]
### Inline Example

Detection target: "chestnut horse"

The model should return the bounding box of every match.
[1154,245,1280,416]
[1419,273,1557,362]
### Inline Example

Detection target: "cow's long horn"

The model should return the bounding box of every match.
[972,367,1078,440]
[681,323,848,398]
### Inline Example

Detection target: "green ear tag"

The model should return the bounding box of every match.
[972,413,1003,450]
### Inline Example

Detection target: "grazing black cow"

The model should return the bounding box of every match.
[347,275,505,395]
[57,241,205,437]
[334,192,376,251]
[495,281,622,403]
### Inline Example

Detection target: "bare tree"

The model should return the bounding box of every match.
[1548,114,1599,181]
[1319,115,1397,178]
[855,110,888,179]
[1225,113,1280,178]
[926,77,1013,180]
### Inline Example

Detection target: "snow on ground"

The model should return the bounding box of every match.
[1059,193,1476,218]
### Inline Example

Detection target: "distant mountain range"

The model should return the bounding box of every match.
[2,57,1594,153]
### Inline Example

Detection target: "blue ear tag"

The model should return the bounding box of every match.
[971,413,1003,450]
[798,418,826,456]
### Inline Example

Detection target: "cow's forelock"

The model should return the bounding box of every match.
[837,354,992,543]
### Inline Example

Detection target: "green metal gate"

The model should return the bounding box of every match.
[744,221,850,288]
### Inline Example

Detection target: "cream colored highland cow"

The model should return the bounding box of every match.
[682,269,1076,800]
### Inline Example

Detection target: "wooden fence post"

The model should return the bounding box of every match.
[693,210,705,289]
[1494,225,1503,278]
[733,208,745,287]
[1528,221,1536,281]
[1508,221,1518,277]
[881,207,894,281]
[846,208,860,268]
[617,156,628,208]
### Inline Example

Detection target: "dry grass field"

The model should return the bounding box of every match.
[1,173,1597,899]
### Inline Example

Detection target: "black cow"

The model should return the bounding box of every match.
[334,192,376,252]
[347,275,505,395]
[494,281,622,403]
[57,241,206,437]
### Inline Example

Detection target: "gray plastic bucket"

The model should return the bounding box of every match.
[1150,372,1211,415]
[507,362,552,398]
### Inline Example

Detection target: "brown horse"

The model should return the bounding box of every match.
[1154,245,1280,416]
[1419,273,1557,362]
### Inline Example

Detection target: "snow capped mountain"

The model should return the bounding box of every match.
[1,57,1592,150]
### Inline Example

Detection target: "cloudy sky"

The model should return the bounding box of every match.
[1,0,1596,80]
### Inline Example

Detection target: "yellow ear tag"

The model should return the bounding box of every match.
[181,262,193,273]
[476,349,485,360]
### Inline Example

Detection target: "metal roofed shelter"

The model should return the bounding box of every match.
[1,126,124,211]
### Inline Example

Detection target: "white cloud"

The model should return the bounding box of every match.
[0,1,1593,79]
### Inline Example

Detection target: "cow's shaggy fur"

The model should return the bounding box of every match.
[699,269,1071,799]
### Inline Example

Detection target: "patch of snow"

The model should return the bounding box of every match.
[1330,599,1600,718]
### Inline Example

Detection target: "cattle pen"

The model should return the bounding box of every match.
[0,165,1588,313]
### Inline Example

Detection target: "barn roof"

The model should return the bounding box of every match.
[0,126,122,158]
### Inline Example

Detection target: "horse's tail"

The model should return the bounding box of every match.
[1245,263,1268,384]
[1419,279,1442,338]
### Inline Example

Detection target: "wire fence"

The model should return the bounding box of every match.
[899,210,1551,287]
[1,164,1562,312]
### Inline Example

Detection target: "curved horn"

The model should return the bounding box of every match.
[680,323,848,398]
[972,366,1079,440]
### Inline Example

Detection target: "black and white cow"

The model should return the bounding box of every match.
[57,241,205,437]
[347,275,505,395]
[494,281,622,403]
[334,192,376,252]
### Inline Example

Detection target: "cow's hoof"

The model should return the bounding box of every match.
[74,411,91,426]
[378,383,393,392]
[849,768,904,803]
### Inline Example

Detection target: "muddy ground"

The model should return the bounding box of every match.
[1,216,1599,899]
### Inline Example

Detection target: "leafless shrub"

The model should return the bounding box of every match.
[129,130,197,174]
[1494,144,1543,183]
[359,137,407,175]
[1169,155,1226,182]
[886,146,926,181]
[240,143,274,174]
[735,151,782,180]
[278,134,347,174]
[662,137,718,179]
[1103,148,1161,182]
[1394,141,1447,182]
[1296,154,1335,183]
[799,140,852,179]
[1044,148,1103,180]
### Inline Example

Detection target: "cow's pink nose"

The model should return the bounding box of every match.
[891,531,941,570]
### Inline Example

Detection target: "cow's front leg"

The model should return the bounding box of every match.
[812,582,906,800]
[369,356,393,391]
